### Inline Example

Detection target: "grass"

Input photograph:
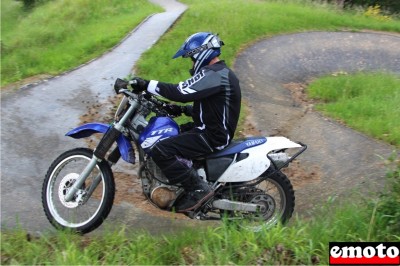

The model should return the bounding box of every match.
[1,0,162,86]
[3,0,400,88]
[2,155,399,265]
[307,72,400,146]
[3,0,400,146]
[1,0,400,264]
[0,218,380,265]
[134,0,400,83]
[2,160,399,265]
[133,0,400,145]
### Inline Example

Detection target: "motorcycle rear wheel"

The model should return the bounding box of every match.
[42,148,115,234]
[223,168,294,231]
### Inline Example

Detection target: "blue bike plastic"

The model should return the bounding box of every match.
[66,123,135,163]
[139,117,180,154]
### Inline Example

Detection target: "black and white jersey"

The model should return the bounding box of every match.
[147,60,241,150]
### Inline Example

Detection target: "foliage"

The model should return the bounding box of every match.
[364,5,392,20]
[307,72,400,147]
[323,0,400,13]
[344,0,400,13]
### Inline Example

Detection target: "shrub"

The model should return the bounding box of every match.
[345,0,400,13]
[364,5,392,20]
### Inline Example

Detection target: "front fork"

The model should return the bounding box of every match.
[65,99,138,203]
[64,156,100,202]
[64,127,119,202]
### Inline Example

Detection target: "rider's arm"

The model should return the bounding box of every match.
[146,68,222,102]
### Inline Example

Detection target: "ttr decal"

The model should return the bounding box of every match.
[151,128,174,136]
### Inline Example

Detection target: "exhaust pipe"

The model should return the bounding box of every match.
[212,199,262,212]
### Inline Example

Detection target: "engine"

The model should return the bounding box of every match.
[141,158,179,209]
[150,186,177,209]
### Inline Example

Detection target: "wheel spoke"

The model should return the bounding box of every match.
[42,148,114,233]
[220,170,294,231]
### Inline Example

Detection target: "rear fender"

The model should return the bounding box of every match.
[66,123,135,163]
[263,136,302,151]
[217,137,304,183]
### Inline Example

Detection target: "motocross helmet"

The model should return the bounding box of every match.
[172,32,224,76]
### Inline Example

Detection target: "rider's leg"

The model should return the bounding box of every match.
[151,131,213,211]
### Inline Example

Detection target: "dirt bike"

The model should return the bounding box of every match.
[42,78,307,234]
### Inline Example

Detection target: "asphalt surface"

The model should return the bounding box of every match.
[1,12,399,235]
[235,31,400,214]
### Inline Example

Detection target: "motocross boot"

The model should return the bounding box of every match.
[174,169,213,212]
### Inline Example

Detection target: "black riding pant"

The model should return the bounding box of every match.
[151,130,214,184]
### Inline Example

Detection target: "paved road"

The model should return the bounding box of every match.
[234,31,400,214]
[2,15,399,234]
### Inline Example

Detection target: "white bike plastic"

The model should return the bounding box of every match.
[218,137,302,182]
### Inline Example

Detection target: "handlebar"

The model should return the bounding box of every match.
[114,78,182,118]
[114,78,143,95]
[143,92,168,107]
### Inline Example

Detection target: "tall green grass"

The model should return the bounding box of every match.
[2,157,399,264]
[1,0,162,86]
[308,72,400,146]
[2,161,399,265]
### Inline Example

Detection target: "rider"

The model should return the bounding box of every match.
[130,32,241,212]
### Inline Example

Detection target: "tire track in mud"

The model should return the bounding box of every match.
[234,31,400,215]
[79,96,192,221]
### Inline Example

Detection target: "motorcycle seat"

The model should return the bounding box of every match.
[206,136,267,159]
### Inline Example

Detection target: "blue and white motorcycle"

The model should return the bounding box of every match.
[42,78,307,234]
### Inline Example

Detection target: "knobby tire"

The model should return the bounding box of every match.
[42,148,115,234]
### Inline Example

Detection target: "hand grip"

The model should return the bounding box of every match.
[129,80,138,85]
[114,78,129,94]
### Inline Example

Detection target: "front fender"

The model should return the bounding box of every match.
[66,123,135,164]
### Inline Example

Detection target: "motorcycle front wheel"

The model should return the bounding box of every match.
[42,148,115,234]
